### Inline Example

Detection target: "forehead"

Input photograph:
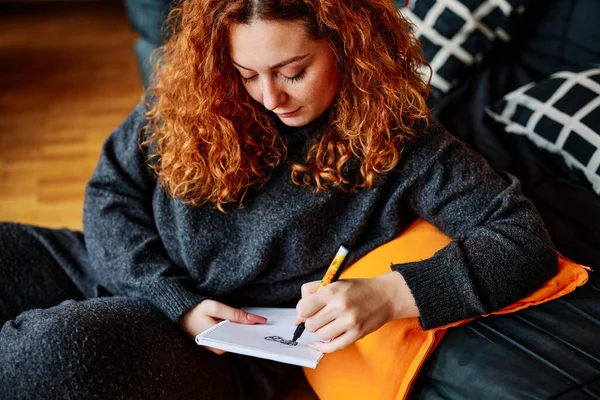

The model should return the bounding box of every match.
[229,20,318,68]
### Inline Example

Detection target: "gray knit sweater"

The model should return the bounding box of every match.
[83,103,558,330]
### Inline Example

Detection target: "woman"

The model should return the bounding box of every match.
[0,0,557,399]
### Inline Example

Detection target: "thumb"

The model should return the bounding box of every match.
[218,304,267,325]
[301,281,321,298]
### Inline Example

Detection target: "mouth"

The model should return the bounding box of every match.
[276,108,301,118]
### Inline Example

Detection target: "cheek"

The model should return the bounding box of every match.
[302,74,333,104]
[243,84,263,104]
[325,68,341,97]
[315,60,340,99]
[310,71,339,105]
[293,85,314,103]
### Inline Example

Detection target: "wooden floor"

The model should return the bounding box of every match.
[0,1,143,230]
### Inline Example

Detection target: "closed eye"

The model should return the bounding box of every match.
[283,69,306,83]
[241,69,306,85]
[242,75,258,84]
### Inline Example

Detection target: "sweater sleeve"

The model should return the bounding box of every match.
[83,102,207,323]
[392,123,558,330]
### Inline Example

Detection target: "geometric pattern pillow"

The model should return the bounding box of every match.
[400,0,531,99]
[486,66,600,195]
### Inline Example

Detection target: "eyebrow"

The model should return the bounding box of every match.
[232,53,310,71]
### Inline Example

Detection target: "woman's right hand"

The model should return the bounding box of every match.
[178,299,267,355]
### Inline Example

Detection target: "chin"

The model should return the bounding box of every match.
[280,119,306,127]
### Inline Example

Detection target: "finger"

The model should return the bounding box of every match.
[304,307,337,334]
[202,345,227,355]
[311,317,347,342]
[301,281,321,298]
[309,330,356,354]
[296,293,327,321]
[209,303,267,325]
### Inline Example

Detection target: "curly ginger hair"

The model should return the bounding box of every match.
[143,0,430,212]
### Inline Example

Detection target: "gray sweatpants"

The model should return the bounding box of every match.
[0,223,298,400]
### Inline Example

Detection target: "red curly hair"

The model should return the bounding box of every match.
[143,0,430,212]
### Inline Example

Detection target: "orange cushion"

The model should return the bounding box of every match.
[303,219,590,400]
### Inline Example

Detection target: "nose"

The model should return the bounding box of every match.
[261,78,286,111]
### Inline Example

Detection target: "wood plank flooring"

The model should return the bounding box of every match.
[0,1,144,230]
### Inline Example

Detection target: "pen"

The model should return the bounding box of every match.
[291,245,350,343]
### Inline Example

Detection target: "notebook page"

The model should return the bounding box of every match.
[195,307,323,368]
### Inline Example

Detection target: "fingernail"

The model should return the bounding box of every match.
[294,317,303,326]
[308,343,320,351]
[246,313,267,324]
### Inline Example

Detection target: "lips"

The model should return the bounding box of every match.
[276,108,301,118]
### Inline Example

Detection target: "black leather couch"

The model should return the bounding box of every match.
[121,0,600,398]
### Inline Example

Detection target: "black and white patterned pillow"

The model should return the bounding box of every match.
[486,66,600,195]
[400,0,530,99]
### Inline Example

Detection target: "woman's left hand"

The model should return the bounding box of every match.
[295,272,418,353]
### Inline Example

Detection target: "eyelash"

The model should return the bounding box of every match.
[242,70,306,84]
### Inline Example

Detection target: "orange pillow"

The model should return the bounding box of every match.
[303,219,590,400]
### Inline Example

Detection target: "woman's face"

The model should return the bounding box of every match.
[229,20,340,127]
